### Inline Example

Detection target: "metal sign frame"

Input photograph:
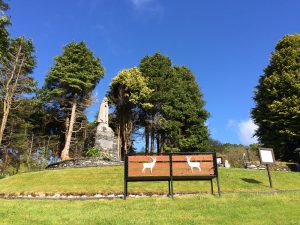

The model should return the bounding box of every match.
[259,148,275,164]
[259,148,275,188]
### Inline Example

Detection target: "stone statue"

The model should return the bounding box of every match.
[94,97,118,160]
[97,97,109,125]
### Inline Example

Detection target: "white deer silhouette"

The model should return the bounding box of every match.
[186,156,201,173]
[142,157,156,174]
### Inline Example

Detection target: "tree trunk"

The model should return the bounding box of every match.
[121,123,126,160]
[27,134,34,170]
[65,117,70,141]
[160,133,165,153]
[150,128,154,154]
[117,125,120,160]
[1,146,9,172]
[0,102,10,146]
[156,133,160,154]
[145,126,149,155]
[61,97,77,160]
[0,45,23,146]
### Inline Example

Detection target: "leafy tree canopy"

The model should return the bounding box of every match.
[41,41,104,159]
[252,34,300,160]
[0,0,10,58]
[42,41,104,103]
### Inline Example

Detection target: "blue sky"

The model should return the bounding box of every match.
[7,0,300,147]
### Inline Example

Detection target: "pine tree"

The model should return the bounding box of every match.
[252,34,300,160]
[41,42,104,160]
[139,52,173,153]
[0,37,36,146]
[0,0,10,58]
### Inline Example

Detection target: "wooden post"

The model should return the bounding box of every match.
[266,164,273,188]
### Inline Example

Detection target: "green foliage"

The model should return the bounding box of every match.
[109,67,153,107]
[0,98,42,173]
[0,36,37,97]
[85,147,100,157]
[108,67,152,158]
[139,52,209,152]
[0,0,10,58]
[42,41,104,102]
[41,41,104,158]
[252,34,300,160]
[171,66,209,151]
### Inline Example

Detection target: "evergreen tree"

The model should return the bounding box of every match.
[252,34,300,160]
[0,37,36,146]
[107,67,152,159]
[41,42,104,160]
[171,66,209,151]
[0,0,10,58]
[139,52,209,153]
[139,52,173,153]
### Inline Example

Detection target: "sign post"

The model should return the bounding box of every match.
[259,148,275,188]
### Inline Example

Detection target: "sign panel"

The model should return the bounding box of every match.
[259,148,275,164]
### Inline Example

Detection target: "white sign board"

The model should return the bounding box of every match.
[259,148,275,164]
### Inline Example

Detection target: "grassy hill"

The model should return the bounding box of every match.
[0,166,300,225]
[0,166,299,196]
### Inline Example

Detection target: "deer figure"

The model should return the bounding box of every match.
[142,157,156,174]
[186,156,201,173]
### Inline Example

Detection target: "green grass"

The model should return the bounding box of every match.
[0,166,299,224]
[0,166,299,195]
[0,192,299,225]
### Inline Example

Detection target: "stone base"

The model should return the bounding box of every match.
[46,158,123,170]
[94,123,118,160]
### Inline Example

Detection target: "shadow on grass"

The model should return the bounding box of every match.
[241,178,262,184]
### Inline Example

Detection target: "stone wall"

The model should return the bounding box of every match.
[46,158,123,170]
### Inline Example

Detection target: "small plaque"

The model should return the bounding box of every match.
[259,148,275,164]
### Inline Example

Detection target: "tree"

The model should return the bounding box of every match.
[170,66,209,151]
[0,37,36,146]
[139,52,173,153]
[139,52,209,153]
[41,42,104,160]
[0,0,10,58]
[252,34,300,160]
[107,67,152,159]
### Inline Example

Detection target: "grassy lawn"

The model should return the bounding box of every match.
[0,166,299,196]
[0,192,299,225]
[0,166,299,224]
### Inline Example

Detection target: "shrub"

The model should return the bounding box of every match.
[85,147,100,157]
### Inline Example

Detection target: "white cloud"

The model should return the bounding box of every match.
[227,118,258,145]
[238,119,258,145]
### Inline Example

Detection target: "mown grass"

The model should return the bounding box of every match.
[0,192,299,225]
[0,166,299,195]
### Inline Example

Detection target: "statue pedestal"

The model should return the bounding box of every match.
[94,123,118,161]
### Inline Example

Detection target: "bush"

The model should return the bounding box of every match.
[85,147,100,157]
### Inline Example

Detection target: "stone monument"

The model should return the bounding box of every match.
[94,97,118,160]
